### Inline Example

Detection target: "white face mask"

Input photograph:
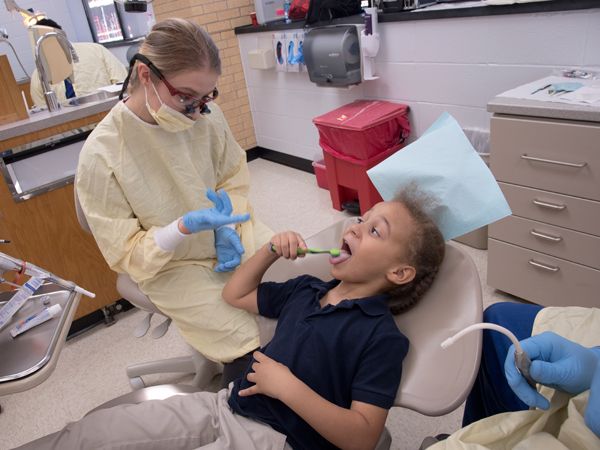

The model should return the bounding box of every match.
[145,84,196,133]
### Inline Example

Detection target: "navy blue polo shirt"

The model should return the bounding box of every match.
[228,275,409,450]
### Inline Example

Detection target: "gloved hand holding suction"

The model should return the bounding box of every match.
[182,189,250,233]
[215,227,245,273]
[504,331,600,411]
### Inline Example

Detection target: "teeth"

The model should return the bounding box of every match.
[342,239,351,254]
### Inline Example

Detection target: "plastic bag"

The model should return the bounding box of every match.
[289,0,310,19]
[462,128,490,165]
[306,0,362,25]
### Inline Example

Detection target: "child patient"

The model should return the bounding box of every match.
[14,184,444,450]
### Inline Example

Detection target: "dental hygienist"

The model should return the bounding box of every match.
[76,18,274,387]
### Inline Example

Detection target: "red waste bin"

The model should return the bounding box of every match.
[313,100,410,161]
[312,100,410,214]
[320,141,404,215]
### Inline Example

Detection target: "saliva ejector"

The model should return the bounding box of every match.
[0,251,95,332]
[441,323,537,389]
[0,252,95,298]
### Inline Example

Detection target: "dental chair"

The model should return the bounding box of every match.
[85,217,483,449]
[73,179,223,391]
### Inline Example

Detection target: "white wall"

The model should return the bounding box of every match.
[239,9,600,162]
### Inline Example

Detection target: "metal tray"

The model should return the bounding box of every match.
[0,284,77,383]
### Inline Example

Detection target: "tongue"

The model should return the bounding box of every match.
[330,250,351,265]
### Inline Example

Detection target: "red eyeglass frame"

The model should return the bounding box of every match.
[129,53,219,111]
[160,77,219,108]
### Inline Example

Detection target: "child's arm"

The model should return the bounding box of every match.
[239,352,388,450]
[222,231,308,314]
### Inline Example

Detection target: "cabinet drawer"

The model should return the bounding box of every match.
[490,115,600,201]
[499,183,600,237]
[489,215,600,270]
[487,239,600,308]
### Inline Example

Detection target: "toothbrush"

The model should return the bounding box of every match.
[269,245,340,257]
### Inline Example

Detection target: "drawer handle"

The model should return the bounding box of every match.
[530,230,563,242]
[521,154,587,168]
[532,199,566,211]
[529,259,560,272]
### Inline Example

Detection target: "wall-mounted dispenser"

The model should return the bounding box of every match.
[303,26,361,87]
[272,33,288,72]
[361,7,379,80]
[248,48,275,70]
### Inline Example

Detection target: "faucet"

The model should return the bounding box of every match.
[34,32,79,112]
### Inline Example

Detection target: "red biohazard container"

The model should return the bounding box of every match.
[313,100,410,161]
[321,140,403,215]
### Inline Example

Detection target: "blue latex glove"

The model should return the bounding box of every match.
[214,227,245,273]
[586,359,600,437]
[291,41,305,65]
[505,331,600,410]
[287,41,295,65]
[182,189,250,234]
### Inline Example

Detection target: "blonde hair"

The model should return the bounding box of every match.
[127,18,221,95]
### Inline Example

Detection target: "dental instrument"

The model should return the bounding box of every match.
[531,84,551,94]
[0,277,23,289]
[0,252,96,298]
[269,245,341,256]
[441,323,537,389]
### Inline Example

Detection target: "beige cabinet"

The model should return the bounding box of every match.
[487,114,600,308]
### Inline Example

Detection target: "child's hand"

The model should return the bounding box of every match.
[268,231,308,260]
[238,352,295,400]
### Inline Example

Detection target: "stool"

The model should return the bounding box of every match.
[322,143,402,215]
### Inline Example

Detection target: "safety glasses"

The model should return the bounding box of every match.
[120,53,219,115]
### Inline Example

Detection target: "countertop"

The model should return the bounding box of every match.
[487,97,600,123]
[0,96,119,142]
[235,0,598,35]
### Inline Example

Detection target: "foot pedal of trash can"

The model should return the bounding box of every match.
[342,202,360,214]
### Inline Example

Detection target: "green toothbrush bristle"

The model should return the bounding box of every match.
[330,249,340,257]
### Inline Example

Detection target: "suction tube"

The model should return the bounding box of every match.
[441,323,537,389]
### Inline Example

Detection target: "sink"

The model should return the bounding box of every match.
[60,89,120,107]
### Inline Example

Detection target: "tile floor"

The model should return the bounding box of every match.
[0,159,523,450]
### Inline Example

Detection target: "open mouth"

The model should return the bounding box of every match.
[330,240,352,265]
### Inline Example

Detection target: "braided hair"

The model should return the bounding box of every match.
[386,183,445,315]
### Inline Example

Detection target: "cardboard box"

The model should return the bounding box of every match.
[272,33,287,72]
[286,32,306,73]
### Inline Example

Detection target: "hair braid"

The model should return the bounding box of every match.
[388,264,440,314]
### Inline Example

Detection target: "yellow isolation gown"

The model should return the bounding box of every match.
[76,100,273,364]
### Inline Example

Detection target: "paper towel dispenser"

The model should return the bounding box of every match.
[304,26,361,87]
